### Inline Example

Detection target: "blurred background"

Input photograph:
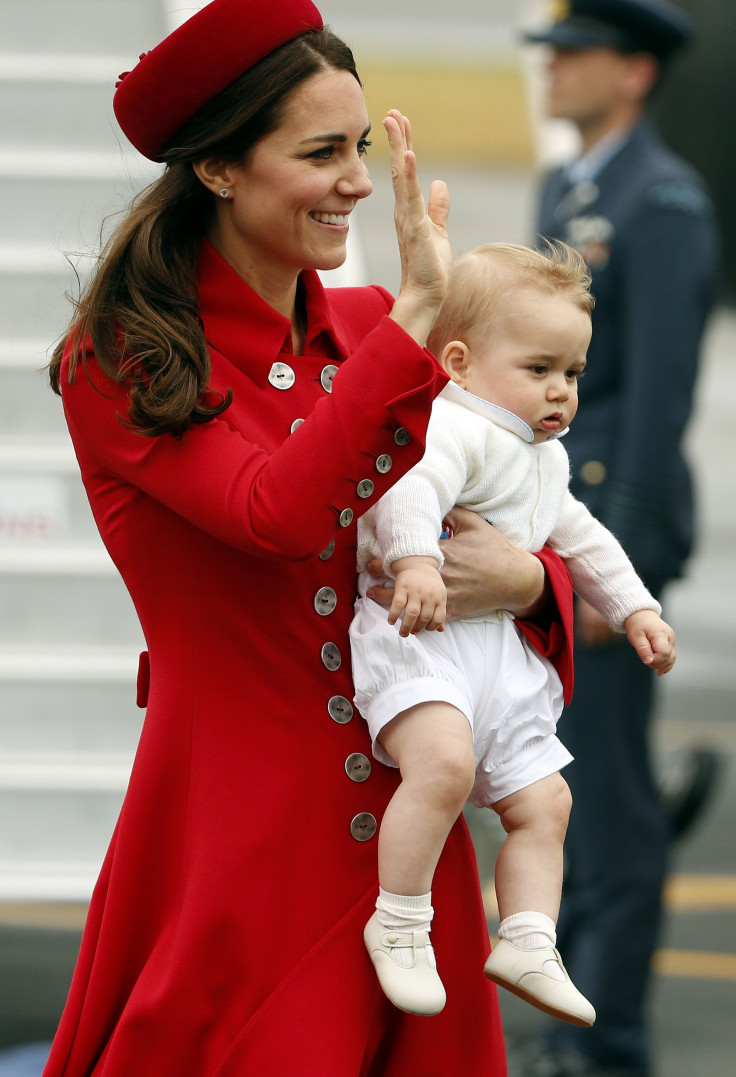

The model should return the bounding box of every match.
[0,2,733,1074]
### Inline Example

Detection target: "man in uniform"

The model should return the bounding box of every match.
[517,2,721,1074]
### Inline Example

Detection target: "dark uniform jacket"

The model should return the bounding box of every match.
[537,120,720,585]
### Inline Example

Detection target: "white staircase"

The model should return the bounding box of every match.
[0,1,173,901]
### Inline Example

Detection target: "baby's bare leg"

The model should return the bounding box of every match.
[492,772,571,921]
[364,701,475,1016]
[378,701,475,895]
[483,772,595,1026]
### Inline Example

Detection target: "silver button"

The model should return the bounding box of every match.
[320,364,338,392]
[314,586,337,616]
[268,362,295,390]
[345,753,371,783]
[356,479,374,499]
[376,454,393,474]
[321,642,341,671]
[328,695,353,724]
[319,539,335,561]
[290,418,304,433]
[339,508,353,528]
[350,812,377,842]
[394,427,411,446]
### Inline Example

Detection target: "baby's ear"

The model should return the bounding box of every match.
[439,340,472,386]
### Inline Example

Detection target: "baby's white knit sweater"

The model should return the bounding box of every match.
[358,382,659,629]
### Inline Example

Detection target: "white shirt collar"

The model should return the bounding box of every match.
[567,125,632,185]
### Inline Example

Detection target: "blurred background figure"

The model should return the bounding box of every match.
[518,1,721,1074]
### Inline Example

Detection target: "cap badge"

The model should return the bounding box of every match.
[549,0,571,24]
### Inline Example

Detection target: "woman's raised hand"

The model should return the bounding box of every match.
[384,110,452,346]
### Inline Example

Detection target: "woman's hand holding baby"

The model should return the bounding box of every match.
[624,609,676,676]
[388,556,447,637]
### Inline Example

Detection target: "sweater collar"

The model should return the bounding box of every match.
[439,380,568,443]
[196,239,348,386]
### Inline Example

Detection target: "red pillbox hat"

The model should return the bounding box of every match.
[113,0,324,161]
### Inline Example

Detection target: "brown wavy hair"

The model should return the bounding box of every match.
[49,28,360,437]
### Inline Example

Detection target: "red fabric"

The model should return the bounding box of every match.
[113,0,324,160]
[43,243,508,1076]
[516,545,575,705]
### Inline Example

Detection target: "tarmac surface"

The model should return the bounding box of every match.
[1,162,733,1076]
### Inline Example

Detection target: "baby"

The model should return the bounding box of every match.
[350,242,675,1022]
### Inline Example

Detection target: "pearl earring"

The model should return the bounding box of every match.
[218,188,230,199]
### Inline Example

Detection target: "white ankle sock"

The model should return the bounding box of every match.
[376,888,434,968]
[498,911,557,951]
[376,887,433,928]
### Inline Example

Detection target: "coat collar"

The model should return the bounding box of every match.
[581,119,654,186]
[196,239,348,386]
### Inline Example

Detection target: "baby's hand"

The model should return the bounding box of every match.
[389,556,447,637]
[624,610,676,676]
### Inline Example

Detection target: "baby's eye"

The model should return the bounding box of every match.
[530,364,548,375]
[566,368,585,380]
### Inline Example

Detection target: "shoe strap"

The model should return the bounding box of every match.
[382,927,432,950]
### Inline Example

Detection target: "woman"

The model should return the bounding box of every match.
[44,2,572,1074]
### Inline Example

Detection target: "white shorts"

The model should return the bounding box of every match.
[349,572,572,807]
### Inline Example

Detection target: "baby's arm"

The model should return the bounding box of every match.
[389,555,447,637]
[550,486,675,673]
[624,609,676,676]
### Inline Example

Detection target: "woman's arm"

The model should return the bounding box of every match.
[367,507,550,620]
[62,318,443,563]
[439,508,550,620]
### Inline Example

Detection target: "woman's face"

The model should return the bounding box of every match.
[210,68,373,297]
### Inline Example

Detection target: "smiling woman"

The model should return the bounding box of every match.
[40,2,573,1075]
[191,69,374,323]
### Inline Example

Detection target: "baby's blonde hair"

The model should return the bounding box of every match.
[427,240,594,356]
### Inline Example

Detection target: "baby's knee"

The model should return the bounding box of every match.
[547,773,573,831]
[428,742,476,809]
[497,772,572,835]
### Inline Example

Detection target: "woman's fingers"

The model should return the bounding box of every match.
[428,179,450,233]
[384,111,423,220]
[384,109,412,153]
[384,109,452,343]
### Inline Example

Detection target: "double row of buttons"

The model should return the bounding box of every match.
[268,361,338,394]
[272,360,408,844]
[319,426,413,842]
[275,358,405,531]
[315,431,411,842]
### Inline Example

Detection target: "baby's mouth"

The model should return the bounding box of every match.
[540,413,564,431]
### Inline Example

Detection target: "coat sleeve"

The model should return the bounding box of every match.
[61,315,446,562]
[515,545,575,706]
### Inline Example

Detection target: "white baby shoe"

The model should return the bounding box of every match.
[483,937,596,1027]
[364,911,446,1016]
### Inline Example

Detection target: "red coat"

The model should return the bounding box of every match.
[44,241,572,1076]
